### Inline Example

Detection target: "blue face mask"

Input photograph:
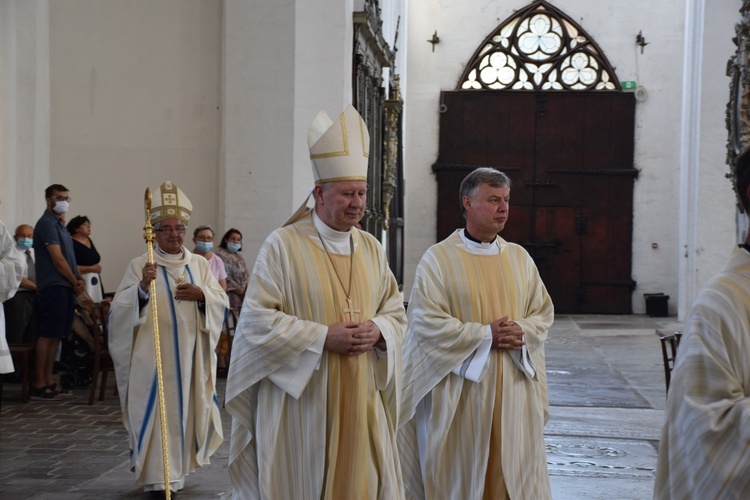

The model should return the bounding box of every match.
[227,242,242,253]
[17,238,33,250]
[195,241,213,253]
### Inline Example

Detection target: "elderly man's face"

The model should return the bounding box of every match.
[314,180,367,232]
[156,218,186,254]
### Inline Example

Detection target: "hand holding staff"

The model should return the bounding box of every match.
[144,188,171,500]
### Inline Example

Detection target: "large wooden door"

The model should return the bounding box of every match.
[434,90,637,313]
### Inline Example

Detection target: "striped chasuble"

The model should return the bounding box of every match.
[399,230,553,500]
[226,211,406,499]
[654,248,750,499]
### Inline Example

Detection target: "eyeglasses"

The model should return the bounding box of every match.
[195,235,214,241]
[156,227,186,235]
[50,196,71,202]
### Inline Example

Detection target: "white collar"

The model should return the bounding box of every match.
[157,245,184,260]
[459,230,501,255]
[313,210,353,254]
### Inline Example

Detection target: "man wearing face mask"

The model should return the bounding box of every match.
[32,184,84,400]
[3,224,38,344]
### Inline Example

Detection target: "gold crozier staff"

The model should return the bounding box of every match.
[143,188,171,500]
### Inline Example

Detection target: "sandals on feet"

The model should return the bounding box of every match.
[49,383,73,396]
[30,386,62,401]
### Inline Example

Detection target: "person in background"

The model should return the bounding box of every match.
[33,184,84,400]
[214,228,248,314]
[109,181,227,496]
[3,224,37,344]
[399,168,554,499]
[192,225,227,291]
[67,215,104,302]
[0,220,25,376]
[653,149,750,498]
[212,228,242,377]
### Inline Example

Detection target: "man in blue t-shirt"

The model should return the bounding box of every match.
[32,184,83,401]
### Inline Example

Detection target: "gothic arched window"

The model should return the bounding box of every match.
[459,0,619,91]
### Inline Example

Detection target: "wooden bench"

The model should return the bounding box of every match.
[9,344,36,403]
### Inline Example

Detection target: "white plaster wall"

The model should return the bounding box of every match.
[49,0,222,291]
[404,0,738,316]
[0,0,50,227]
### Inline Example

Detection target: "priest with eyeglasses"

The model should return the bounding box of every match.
[109,181,228,497]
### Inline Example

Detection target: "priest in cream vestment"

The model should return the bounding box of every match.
[399,168,554,500]
[654,150,750,499]
[226,106,406,499]
[110,182,227,494]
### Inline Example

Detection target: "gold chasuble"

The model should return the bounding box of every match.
[399,230,554,500]
[226,211,406,500]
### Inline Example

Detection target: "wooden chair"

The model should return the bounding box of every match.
[88,302,115,405]
[8,344,36,403]
[217,308,238,378]
[659,332,683,394]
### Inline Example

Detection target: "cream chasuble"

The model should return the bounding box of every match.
[226,210,406,500]
[399,230,553,500]
[654,248,750,499]
[109,247,227,490]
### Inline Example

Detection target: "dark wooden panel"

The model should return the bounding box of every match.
[435,91,636,313]
[435,169,469,242]
[530,207,581,313]
[502,204,534,247]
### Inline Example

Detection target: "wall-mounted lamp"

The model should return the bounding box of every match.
[636,31,649,54]
[427,31,440,52]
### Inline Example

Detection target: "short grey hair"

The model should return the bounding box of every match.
[193,224,215,238]
[459,168,512,218]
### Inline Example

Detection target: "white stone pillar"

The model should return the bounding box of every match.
[222,0,353,264]
[677,0,704,320]
[0,0,50,225]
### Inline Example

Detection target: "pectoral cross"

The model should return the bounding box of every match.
[342,297,361,322]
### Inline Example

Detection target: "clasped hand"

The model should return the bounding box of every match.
[490,315,524,351]
[325,321,383,356]
[139,263,204,301]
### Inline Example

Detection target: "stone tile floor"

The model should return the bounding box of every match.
[0,314,680,499]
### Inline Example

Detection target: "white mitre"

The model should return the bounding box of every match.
[283,105,370,226]
[149,180,192,225]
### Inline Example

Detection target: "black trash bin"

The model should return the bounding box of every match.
[644,293,669,317]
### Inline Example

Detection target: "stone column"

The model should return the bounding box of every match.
[0,0,50,224]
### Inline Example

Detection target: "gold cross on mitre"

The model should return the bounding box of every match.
[148,180,193,226]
